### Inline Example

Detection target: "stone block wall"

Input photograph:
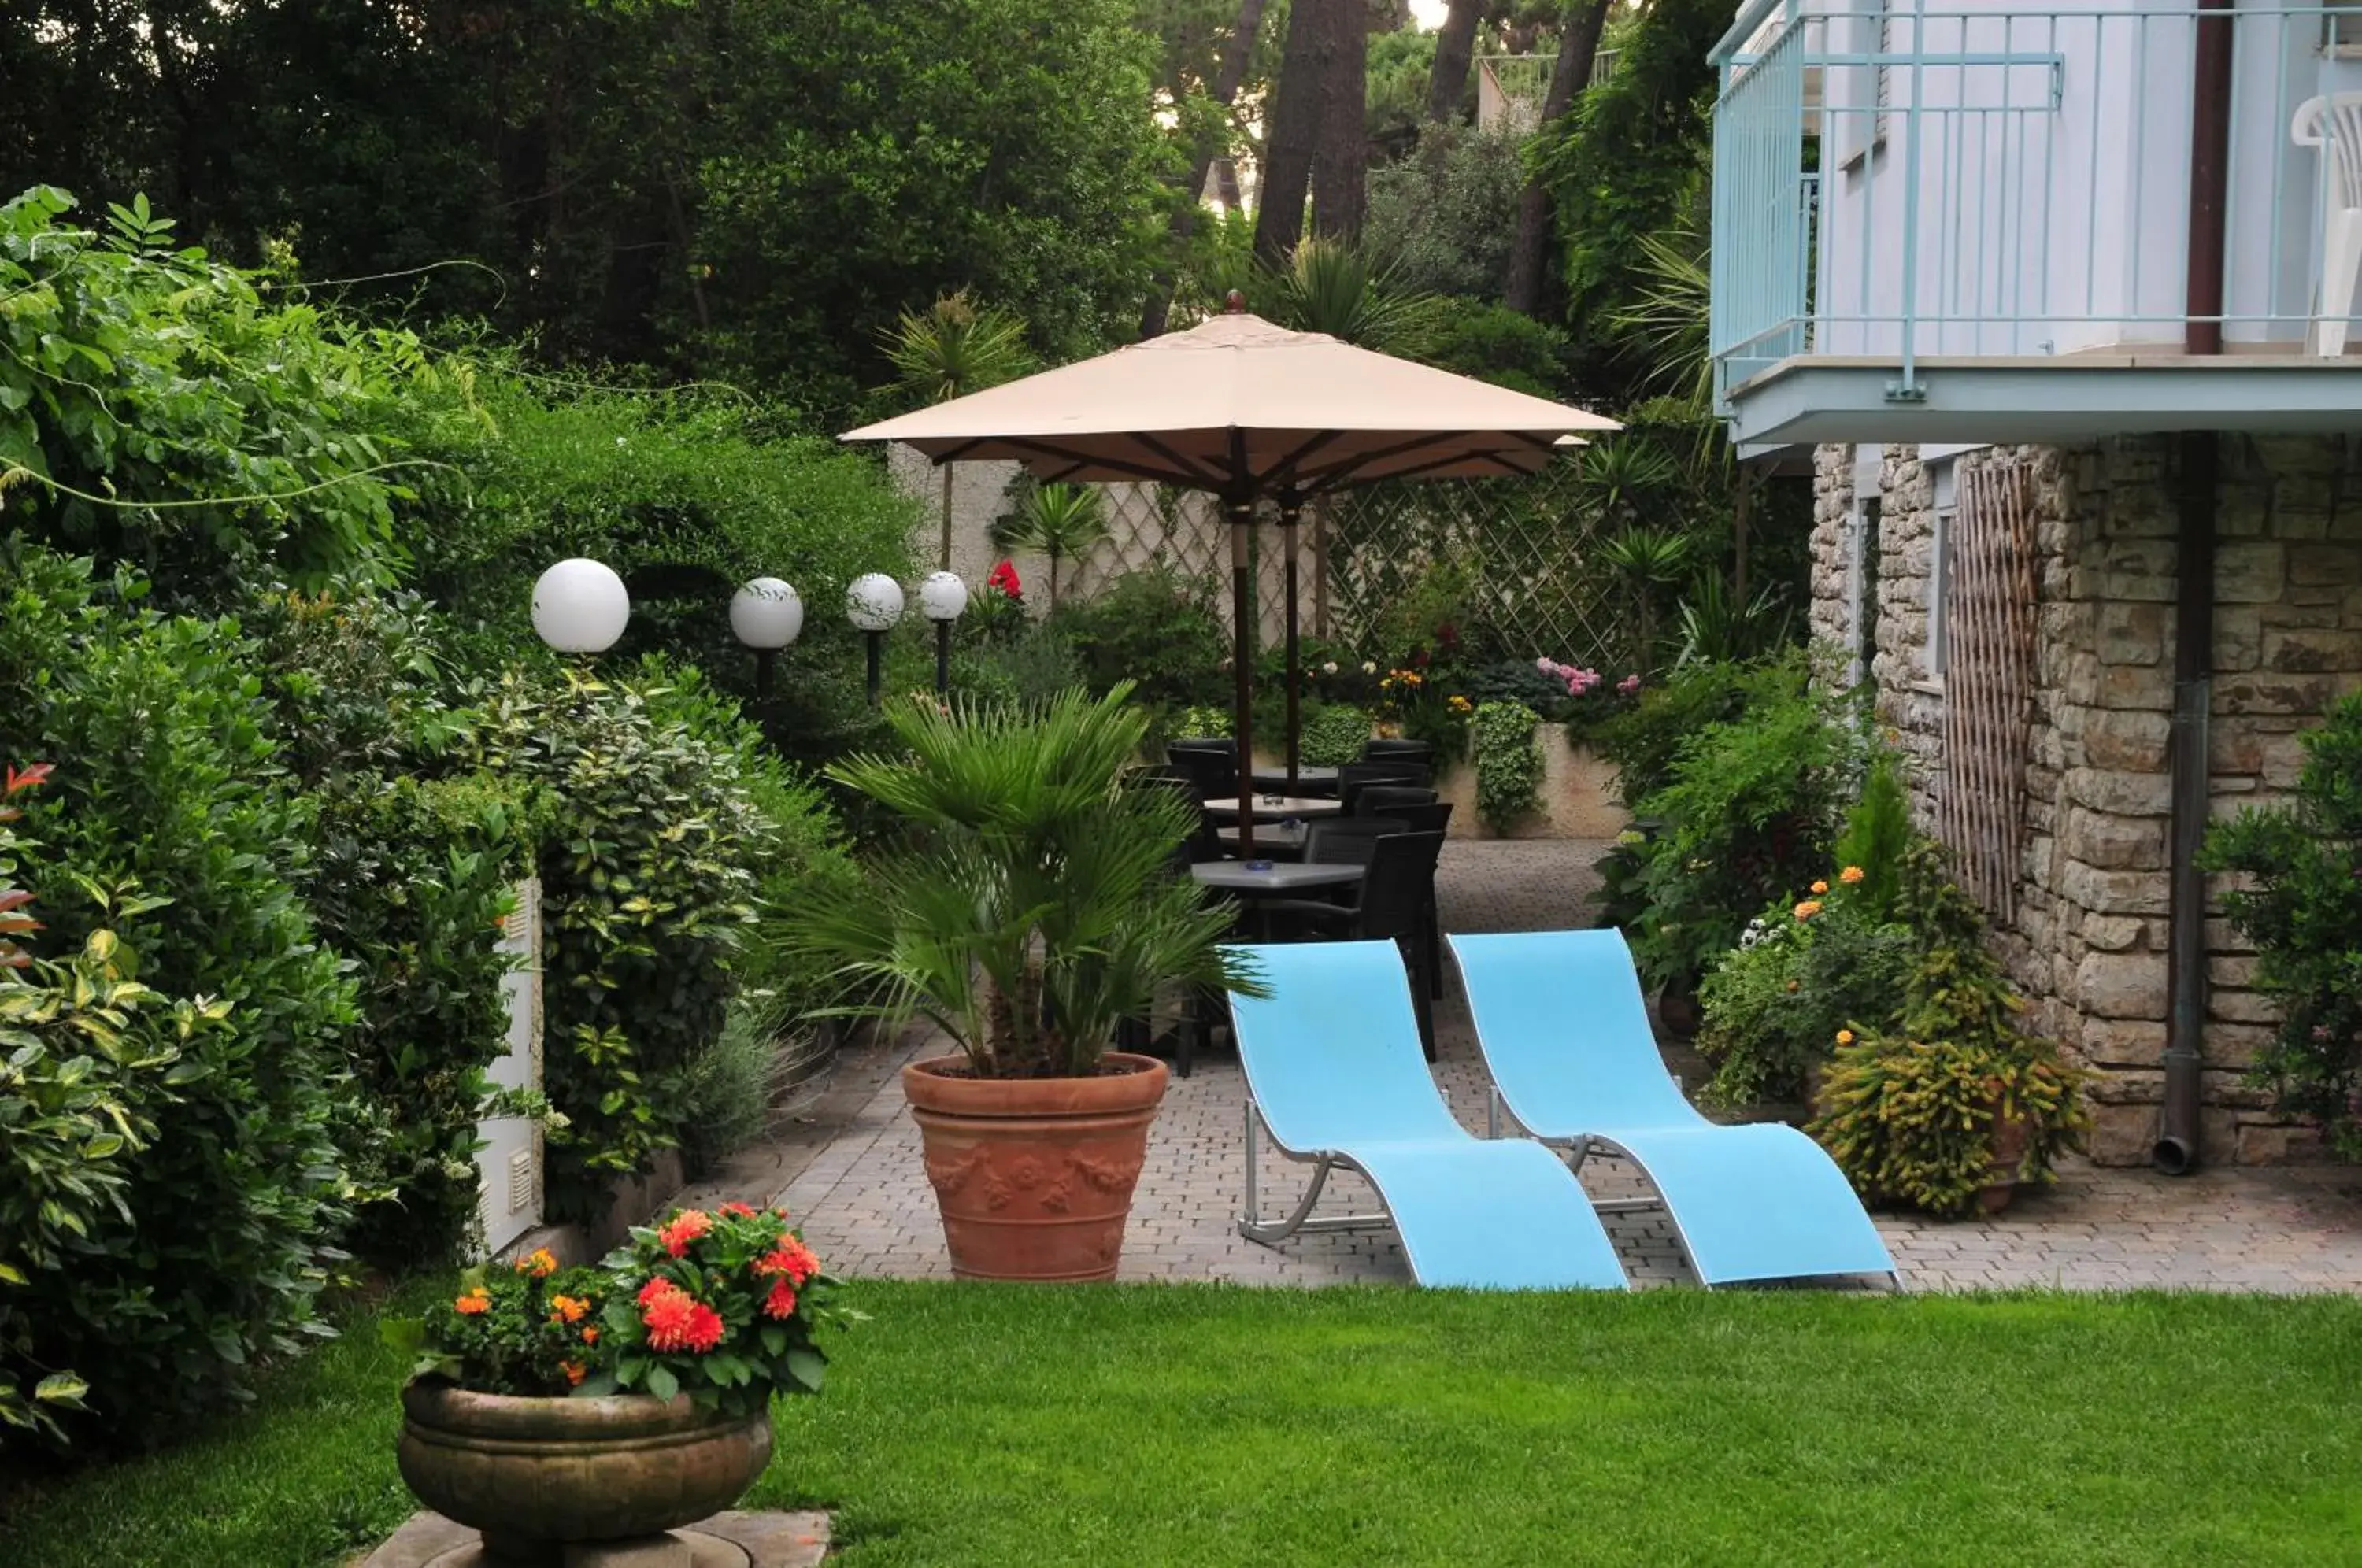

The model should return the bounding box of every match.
[1816,433,2362,1164]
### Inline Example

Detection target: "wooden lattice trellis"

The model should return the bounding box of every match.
[1062,464,1643,671]
[1937,459,2040,920]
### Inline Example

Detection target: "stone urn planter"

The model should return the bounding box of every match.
[397,1382,772,1566]
[903,1052,1169,1282]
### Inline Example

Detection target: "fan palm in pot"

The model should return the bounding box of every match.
[794,684,1261,1279]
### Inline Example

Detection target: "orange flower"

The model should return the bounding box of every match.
[1786,980,1801,993]
[513,1247,557,1278]
[454,1287,491,1316]
[762,1278,798,1321]
[1839,865,1865,885]
[1810,880,1829,895]
[637,1277,679,1307]
[643,1285,725,1355]
[581,1326,599,1345]
[657,1209,713,1258]
[1793,899,1823,920]
[549,1294,589,1325]
[562,1361,587,1387]
[720,1201,757,1218]
[753,1237,821,1286]
[1835,1029,1856,1046]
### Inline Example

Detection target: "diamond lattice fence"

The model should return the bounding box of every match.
[1060,468,1640,671]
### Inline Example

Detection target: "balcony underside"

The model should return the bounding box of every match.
[1720,353,2362,448]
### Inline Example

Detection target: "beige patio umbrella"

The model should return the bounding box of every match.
[842,301,1620,852]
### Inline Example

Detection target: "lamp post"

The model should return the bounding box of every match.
[846,572,905,705]
[531,557,631,656]
[917,570,968,695]
[729,576,803,697]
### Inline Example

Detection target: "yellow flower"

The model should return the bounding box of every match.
[1786,980,1800,993]
[1810,879,1829,895]
[1839,866,1864,884]
[1793,899,1823,920]
[1835,1029,1855,1046]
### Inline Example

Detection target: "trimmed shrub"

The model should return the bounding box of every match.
[1472,701,1543,830]
[0,543,357,1444]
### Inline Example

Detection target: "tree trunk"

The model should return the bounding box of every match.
[1426,0,1484,123]
[1502,0,1610,316]
[1141,0,1273,337]
[1253,0,1334,266]
[1312,0,1370,242]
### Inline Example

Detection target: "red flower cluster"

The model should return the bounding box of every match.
[754,1236,820,1286]
[987,559,1023,597]
[639,1280,725,1354]
[761,1278,798,1320]
[657,1208,713,1258]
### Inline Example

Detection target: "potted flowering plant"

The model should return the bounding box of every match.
[388,1204,844,1562]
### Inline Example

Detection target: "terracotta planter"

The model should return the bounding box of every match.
[1979,1108,2037,1215]
[397,1382,770,1565]
[902,1052,1169,1282]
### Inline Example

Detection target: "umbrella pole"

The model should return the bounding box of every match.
[1282,497,1301,793]
[1229,505,1257,858]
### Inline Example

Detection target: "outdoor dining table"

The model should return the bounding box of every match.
[1246,764,1340,795]
[1198,793,1343,821]
[1190,859,1361,895]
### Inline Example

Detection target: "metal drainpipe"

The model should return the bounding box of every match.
[2157,2,2234,1174]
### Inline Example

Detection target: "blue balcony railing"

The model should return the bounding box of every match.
[1709,0,2362,404]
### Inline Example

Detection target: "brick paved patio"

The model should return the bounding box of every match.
[691,841,2362,1294]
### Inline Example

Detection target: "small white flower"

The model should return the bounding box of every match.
[1321,660,1338,675]
[1361,660,1377,675]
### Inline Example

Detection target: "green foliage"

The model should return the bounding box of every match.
[1590,649,1806,809]
[990,483,1109,612]
[1673,571,1797,668]
[963,623,1093,713]
[1812,846,2089,1215]
[1175,704,1235,740]
[1529,0,1723,355]
[406,371,916,669]
[1364,124,1527,299]
[1695,889,1917,1108]
[1053,565,1232,715]
[469,671,769,1223]
[0,764,235,1448]
[1242,235,1446,357]
[0,545,357,1444]
[1833,753,1913,922]
[879,291,1038,410]
[0,187,425,610]
[388,1254,609,1400]
[1472,701,1543,832]
[1298,704,1375,768]
[2202,690,2362,1156]
[1423,301,1574,399]
[791,686,1261,1077]
[1609,656,1861,990]
[309,776,546,1270]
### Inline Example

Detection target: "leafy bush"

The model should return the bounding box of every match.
[2203,690,2362,1156]
[1472,702,1543,831]
[1812,846,2088,1216]
[1364,124,1527,299]
[0,545,358,1441]
[1423,302,1573,399]
[391,1251,609,1400]
[1054,566,1231,713]
[469,671,770,1224]
[1696,886,1917,1108]
[1609,660,1861,990]
[1590,650,1805,810]
[0,187,420,612]
[1299,704,1375,768]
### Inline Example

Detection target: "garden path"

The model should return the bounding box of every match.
[682,841,2362,1293]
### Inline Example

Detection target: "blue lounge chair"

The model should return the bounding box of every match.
[1224,939,1627,1290]
[1449,929,1900,1289]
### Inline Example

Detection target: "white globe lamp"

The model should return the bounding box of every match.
[919,571,967,696]
[846,572,905,704]
[730,577,804,649]
[531,558,630,655]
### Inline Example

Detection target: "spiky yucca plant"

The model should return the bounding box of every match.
[790,686,1263,1078]
[881,291,1037,569]
[990,482,1108,612]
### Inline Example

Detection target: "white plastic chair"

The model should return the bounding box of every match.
[2293,92,2362,356]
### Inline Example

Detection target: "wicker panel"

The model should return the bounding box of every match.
[1936,459,2039,920]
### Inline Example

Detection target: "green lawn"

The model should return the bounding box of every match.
[9,1282,2362,1566]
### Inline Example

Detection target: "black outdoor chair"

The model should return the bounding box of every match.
[1124,767,1225,866]
[1256,829,1448,1058]
[1166,740,1238,799]
[1361,738,1434,764]
[1354,783,1438,817]
[1338,760,1432,815]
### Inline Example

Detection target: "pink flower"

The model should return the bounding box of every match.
[1618,674,1642,695]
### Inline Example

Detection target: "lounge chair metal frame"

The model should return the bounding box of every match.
[1238,1100,1393,1244]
